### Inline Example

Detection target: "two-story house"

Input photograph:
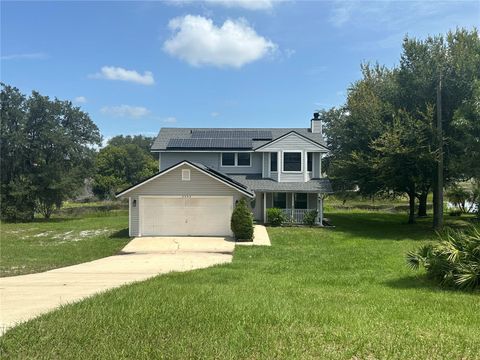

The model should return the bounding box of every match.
[117,112,332,237]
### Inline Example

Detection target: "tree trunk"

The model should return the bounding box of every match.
[418,192,428,217]
[408,190,416,224]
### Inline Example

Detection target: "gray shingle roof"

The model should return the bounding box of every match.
[230,174,333,193]
[151,128,327,151]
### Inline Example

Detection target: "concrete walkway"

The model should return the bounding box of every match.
[0,236,234,334]
[236,225,271,246]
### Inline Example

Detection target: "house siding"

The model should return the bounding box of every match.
[160,152,263,174]
[125,165,245,236]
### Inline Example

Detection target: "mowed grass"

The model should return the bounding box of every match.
[0,211,130,277]
[1,212,479,359]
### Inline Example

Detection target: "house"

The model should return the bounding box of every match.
[117,113,332,237]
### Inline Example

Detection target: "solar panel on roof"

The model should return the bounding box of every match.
[191,130,272,140]
[166,138,252,149]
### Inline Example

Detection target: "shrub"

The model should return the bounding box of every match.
[449,209,462,217]
[406,227,480,290]
[303,210,318,226]
[267,208,285,226]
[230,198,254,241]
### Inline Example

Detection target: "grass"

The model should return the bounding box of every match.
[0,211,130,277]
[1,211,479,359]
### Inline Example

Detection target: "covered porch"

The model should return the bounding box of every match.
[253,192,324,225]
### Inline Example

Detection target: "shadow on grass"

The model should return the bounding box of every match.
[109,228,130,239]
[2,217,74,224]
[385,275,478,294]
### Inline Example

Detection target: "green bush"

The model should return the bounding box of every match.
[230,198,254,241]
[406,227,480,290]
[303,210,318,226]
[267,208,285,226]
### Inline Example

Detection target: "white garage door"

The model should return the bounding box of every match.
[141,196,233,236]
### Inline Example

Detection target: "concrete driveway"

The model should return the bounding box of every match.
[0,236,234,334]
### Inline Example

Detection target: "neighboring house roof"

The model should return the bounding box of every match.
[151,128,327,151]
[230,174,333,193]
[116,160,255,198]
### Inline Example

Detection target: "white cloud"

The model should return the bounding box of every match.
[1,52,48,60]
[163,116,177,123]
[74,96,87,104]
[90,66,154,85]
[163,15,277,68]
[210,111,220,117]
[100,105,151,119]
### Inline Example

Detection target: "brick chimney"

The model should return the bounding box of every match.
[310,112,322,134]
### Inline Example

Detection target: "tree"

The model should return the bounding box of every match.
[93,144,157,199]
[0,84,101,220]
[397,28,480,227]
[372,110,436,223]
[107,135,156,159]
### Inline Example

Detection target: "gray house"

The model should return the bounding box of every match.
[117,113,332,237]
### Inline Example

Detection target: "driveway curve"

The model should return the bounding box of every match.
[0,236,234,334]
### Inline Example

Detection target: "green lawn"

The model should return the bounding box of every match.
[0,211,130,277]
[1,212,479,359]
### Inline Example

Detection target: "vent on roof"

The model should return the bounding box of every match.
[191,130,272,140]
[167,138,253,149]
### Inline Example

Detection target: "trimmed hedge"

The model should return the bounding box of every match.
[230,198,254,241]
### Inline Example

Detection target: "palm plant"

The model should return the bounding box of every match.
[406,227,480,289]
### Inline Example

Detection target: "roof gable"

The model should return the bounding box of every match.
[116,161,255,198]
[254,131,329,152]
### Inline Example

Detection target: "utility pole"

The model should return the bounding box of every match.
[433,75,443,230]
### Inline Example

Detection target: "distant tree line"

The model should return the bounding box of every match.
[0,84,157,221]
[321,28,480,225]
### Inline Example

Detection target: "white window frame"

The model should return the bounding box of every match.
[236,152,252,167]
[282,150,303,173]
[221,152,252,167]
[182,169,191,181]
[221,152,236,167]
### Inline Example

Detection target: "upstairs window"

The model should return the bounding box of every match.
[221,153,235,166]
[237,153,251,166]
[273,193,287,208]
[270,152,278,172]
[294,193,308,209]
[307,152,313,172]
[283,152,302,172]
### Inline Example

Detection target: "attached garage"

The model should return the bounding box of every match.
[140,196,233,236]
[117,161,255,237]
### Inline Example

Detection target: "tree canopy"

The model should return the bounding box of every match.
[0,84,101,220]
[323,28,480,224]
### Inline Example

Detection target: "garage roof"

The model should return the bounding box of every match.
[116,161,255,198]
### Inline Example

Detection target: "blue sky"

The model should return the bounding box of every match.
[1,1,478,141]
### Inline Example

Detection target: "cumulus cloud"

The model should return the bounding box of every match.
[163,15,277,68]
[74,96,87,104]
[163,116,177,123]
[100,105,151,119]
[90,66,154,85]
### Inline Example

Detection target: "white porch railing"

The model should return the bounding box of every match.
[280,208,317,224]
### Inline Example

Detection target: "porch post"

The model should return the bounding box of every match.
[263,192,267,223]
[318,194,323,226]
[319,153,322,178]
[291,192,294,220]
